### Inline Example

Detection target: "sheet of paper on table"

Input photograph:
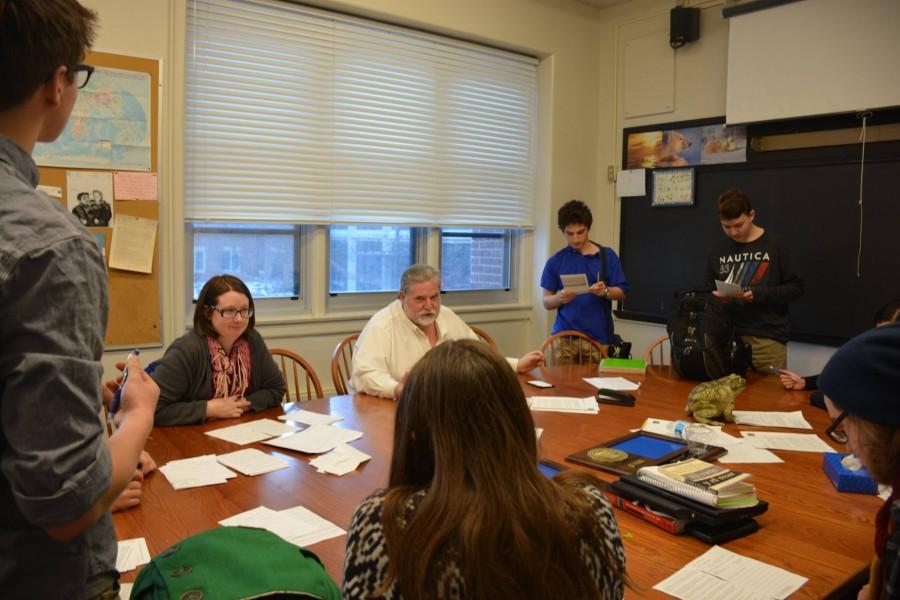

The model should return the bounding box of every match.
[263,424,364,454]
[732,410,812,429]
[526,396,599,414]
[654,545,807,600]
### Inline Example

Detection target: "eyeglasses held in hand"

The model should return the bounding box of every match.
[825,411,848,444]
[211,306,254,320]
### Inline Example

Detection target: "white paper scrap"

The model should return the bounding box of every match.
[733,410,812,429]
[205,418,296,445]
[717,442,784,464]
[278,409,343,426]
[263,424,363,454]
[116,538,151,572]
[740,431,834,453]
[654,545,807,599]
[220,505,344,548]
[159,454,237,489]
[216,448,290,476]
[309,443,371,476]
[583,376,641,391]
[526,396,598,414]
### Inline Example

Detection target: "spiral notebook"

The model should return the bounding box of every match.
[637,466,758,509]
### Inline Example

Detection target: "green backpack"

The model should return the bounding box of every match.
[130,526,341,599]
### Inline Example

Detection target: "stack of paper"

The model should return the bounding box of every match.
[278,409,343,426]
[263,424,364,454]
[205,418,297,445]
[527,396,598,414]
[220,505,345,547]
[309,443,371,476]
[160,455,237,489]
[116,538,150,572]
[216,448,290,476]
[583,376,641,391]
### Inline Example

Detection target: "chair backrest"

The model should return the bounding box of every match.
[644,334,672,366]
[540,330,606,367]
[270,348,324,404]
[469,325,498,350]
[330,333,359,396]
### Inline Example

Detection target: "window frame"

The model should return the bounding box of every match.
[184,222,309,323]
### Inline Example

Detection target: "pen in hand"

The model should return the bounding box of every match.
[111,349,140,414]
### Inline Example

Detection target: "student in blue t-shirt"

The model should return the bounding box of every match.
[541,200,629,357]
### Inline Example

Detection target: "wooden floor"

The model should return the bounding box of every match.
[114,365,879,597]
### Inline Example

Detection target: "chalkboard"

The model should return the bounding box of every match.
[618,113,900,347]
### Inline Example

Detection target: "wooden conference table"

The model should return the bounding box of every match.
[115,365,879,598]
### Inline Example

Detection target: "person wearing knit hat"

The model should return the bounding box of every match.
[820,322,900,600]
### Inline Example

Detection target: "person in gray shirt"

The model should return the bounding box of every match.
[0,2,158,597]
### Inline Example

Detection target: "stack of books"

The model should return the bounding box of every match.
[599,357,647,375]
[637,458,758,509]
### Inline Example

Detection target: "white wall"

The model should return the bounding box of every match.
[591,0,837,376]
[84,0,613,390]
[83,0,840,388]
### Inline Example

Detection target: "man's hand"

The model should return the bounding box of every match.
[779,369,806,390]
[557,288,577,305]
[138,450,156,475]
[739,290,754,302]
[110,469,144,513]
[206,396,251,420]
[117,355,159,422]
[516,350,545,373]
[392,372,410,400]
[589,281,609,297]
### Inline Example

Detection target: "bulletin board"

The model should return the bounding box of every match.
[37,50,161,346]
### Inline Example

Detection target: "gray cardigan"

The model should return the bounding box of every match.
[151,329,286,426]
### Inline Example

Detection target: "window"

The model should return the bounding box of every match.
[190,223,300,300]
[441,228,511,291]
[184,0,537,314]
[329,226,416,293]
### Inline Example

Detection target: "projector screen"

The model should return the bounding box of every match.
[726,0,900,124]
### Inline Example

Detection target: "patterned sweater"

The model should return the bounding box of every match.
[342,483,625,599]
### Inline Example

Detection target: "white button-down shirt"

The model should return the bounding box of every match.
[351,299,479,398]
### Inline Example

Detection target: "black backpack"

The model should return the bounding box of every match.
[667,291,750,381]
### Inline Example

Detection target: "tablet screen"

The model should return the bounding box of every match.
[610,433,686,459]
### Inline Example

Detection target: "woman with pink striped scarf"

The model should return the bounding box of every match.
[151,275,286,426]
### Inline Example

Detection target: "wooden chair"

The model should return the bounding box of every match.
[644,334,672,366]
[270,348,324,404]
[539,330,606,367]
[330,333,359,396]
[469,325,498,350]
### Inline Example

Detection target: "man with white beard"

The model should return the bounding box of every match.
[351,264,544,398]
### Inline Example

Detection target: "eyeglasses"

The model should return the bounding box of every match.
[210,306,253,320]
[826,411,848,444]
[71,64,95,89]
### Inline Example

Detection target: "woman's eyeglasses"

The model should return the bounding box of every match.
[826,411,848,444]
[211,307,253,320]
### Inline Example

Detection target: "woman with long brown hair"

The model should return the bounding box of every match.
[343,339,626,599]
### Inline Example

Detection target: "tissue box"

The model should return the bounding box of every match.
[823,452,878,494]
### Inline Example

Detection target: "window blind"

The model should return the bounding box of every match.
[185,0,538,227]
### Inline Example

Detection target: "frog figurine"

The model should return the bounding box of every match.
[685,373,746,425]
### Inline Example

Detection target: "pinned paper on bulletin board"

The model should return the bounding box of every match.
[617,169,646,197]
[109,215,157,274]
[114,171,158,200]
